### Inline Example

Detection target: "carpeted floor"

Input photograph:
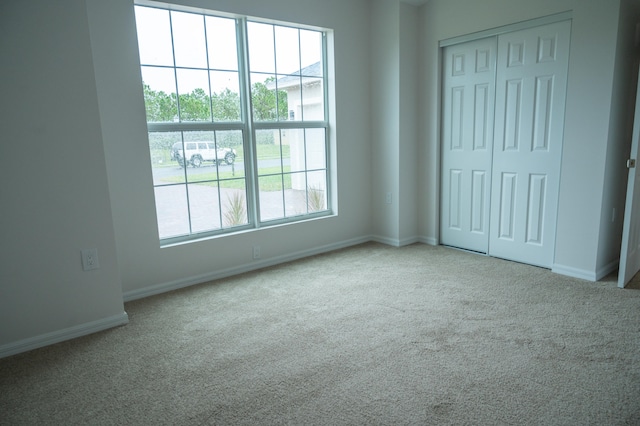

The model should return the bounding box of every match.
[1,242,640,425]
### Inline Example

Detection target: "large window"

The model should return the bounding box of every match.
[134,4,331,242]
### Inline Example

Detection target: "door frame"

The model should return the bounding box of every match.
[438,11,572,48]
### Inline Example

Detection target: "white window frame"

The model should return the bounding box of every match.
[135,2,333,245]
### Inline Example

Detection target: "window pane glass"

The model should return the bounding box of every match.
[221,181,248,228]
[278,75,301,122]
[188,183,221,233]
[259,176,284,221]
[301,77,324,121]
[300,30,323,73]
[176,69,211,122]
[177,131,242,178]
[210,71,241,121]
[256,129,283,175]
[155,185,190,239]
[305,128,326,170]
[275,26,300,75]
[171,11,207,68]
[247,22,275,73]
[141,67,178,123]
[150,132,184,185]
[135,6,174,66]
[216,130,244,177]
[306,170,327,212]
[285,172,306,217]
[251,73,287,121]
[181,131,218,182]
[287,129,305,173]
[206,16,238,71]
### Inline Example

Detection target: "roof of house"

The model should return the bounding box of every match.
[267,61,322,90]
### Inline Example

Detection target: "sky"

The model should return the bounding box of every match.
[134,5,322,96]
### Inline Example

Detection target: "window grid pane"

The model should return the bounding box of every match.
[256,128,329,222]
[135,5,330,242]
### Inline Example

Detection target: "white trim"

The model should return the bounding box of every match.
[0,312,129,359]
[552,259,619,282]
[370,235,419,247]
[419,236,438,246]
[370,235,423,247]
[551,264,596,282]
[398,236,420,246]
[123,236,371,302]
[439,11,573,47]
[370,235,400,247]
[596,259,619,281]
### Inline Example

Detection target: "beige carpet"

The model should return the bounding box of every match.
[2,242,640,425]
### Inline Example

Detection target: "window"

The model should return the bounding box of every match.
[134,4,331,243]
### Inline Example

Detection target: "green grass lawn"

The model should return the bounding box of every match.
[150,144,288,168]
[162,166,292,191]
[154,144,294,191]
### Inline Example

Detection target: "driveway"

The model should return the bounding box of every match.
[153,177,311,239]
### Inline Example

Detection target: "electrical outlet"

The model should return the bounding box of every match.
[81,248,100,271]
[385,192,392,205]
[253,245,261,259]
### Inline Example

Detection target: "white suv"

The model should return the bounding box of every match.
[171,141,236,168]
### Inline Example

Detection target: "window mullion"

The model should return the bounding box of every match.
[322,33,331,214]
[252,121,328,130]
[146,122,244,132]
[200,14,224,229]
[167,10,195,234]
[202,14,214,123]
[237,17,260,227]
[298,29,304,122]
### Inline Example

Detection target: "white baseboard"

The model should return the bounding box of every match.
[370,235,423,247]
[370,235,399,246]
[596,259,619,281]
[123,236,372,302]
[419,236,438,246]
[124,234,438,302]
[0,312,129,359]
[398,236,420,246]
[552,259,619,282]
[552,264,596,281]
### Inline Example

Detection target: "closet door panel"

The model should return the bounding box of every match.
[489,20,571,268]
[440,37,496,253]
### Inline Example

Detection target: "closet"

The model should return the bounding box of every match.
[440,20,571,268]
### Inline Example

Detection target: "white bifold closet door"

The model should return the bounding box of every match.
[441,20,571,268]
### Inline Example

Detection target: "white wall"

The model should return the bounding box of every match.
[371,0,419,246]
[418,0,638,280]
[398,3,419,245]
[371,0,401,242]
[556,1,621,280]
[597,0,640,276]
[87,0,373,299]
[0,0,127,356]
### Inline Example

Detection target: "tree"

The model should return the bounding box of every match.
[251,77,288,121]
[143,83,177,122]
[212,88,241,121]
[178,88,211,121]
[142,76,288,124]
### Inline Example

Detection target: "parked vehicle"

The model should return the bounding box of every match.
[171,141,236,168]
